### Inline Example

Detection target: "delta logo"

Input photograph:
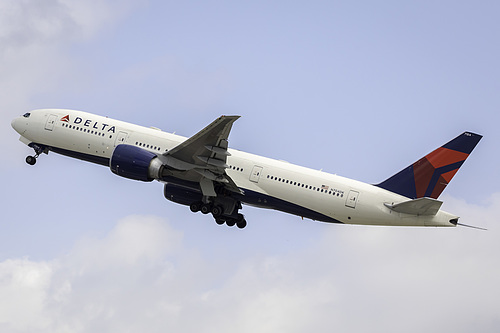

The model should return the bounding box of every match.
[60,114,116,133]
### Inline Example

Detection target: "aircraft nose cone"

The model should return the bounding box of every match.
[11,117,24,135]
[11,117,18,131]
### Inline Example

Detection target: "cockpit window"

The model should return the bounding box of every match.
[22,112,31,118]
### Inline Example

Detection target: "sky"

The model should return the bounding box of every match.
[1,0,500,332]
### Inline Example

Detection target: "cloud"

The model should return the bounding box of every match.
[1,194,499,332]
[0,258,53,331]
[0,215,185,332]
[1,0,139,154]
[0,0,135,50]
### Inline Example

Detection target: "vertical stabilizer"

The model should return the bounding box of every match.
[376,132,482,199]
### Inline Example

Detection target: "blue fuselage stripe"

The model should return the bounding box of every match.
[234,188,342,224]
[49,146,110,166]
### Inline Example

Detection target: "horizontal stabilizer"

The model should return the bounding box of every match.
[384,197,443,216]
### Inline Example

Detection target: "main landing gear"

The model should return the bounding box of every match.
[189,201,247,229]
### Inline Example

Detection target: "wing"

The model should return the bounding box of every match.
[158,115,241,196]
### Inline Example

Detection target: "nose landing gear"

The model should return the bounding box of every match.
[26,155,37,165]
[26,143,47,166]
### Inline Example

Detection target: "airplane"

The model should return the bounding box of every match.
[11,109,482,229]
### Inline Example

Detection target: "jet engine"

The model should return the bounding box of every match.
[163,183,203,206]
[110,144,163,181]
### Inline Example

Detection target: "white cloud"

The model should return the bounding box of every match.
[0,259,53,331]
[0,0,135,51]
[1,0,140,155]
[0,194,499,332]
[69,215,182,270]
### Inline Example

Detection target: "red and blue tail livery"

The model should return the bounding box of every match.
[376,132,482,199]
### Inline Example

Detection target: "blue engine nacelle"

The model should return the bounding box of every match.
[110,144,163,182]
[164,183,203,206]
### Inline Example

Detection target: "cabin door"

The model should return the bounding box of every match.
[44,114,57,131]
[345,190,359,208]
[249,166,263,183]
[114,131,128,146]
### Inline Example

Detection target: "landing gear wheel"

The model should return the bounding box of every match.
[211,205,223,218]
[190,201,202,213]
[215,218,225,225]
[26,156,37,165]
[236,219,247,229]
[200,203,212,215]
[236,214,246,229]
[226,219,236,227]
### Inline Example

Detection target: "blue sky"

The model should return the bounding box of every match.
[1,1,499,332]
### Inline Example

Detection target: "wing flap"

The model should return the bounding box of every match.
[384,197,443,216]
[160,115,241,195]
[166,115,239,167]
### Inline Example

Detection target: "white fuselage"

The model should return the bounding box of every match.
[11,109,457,227]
